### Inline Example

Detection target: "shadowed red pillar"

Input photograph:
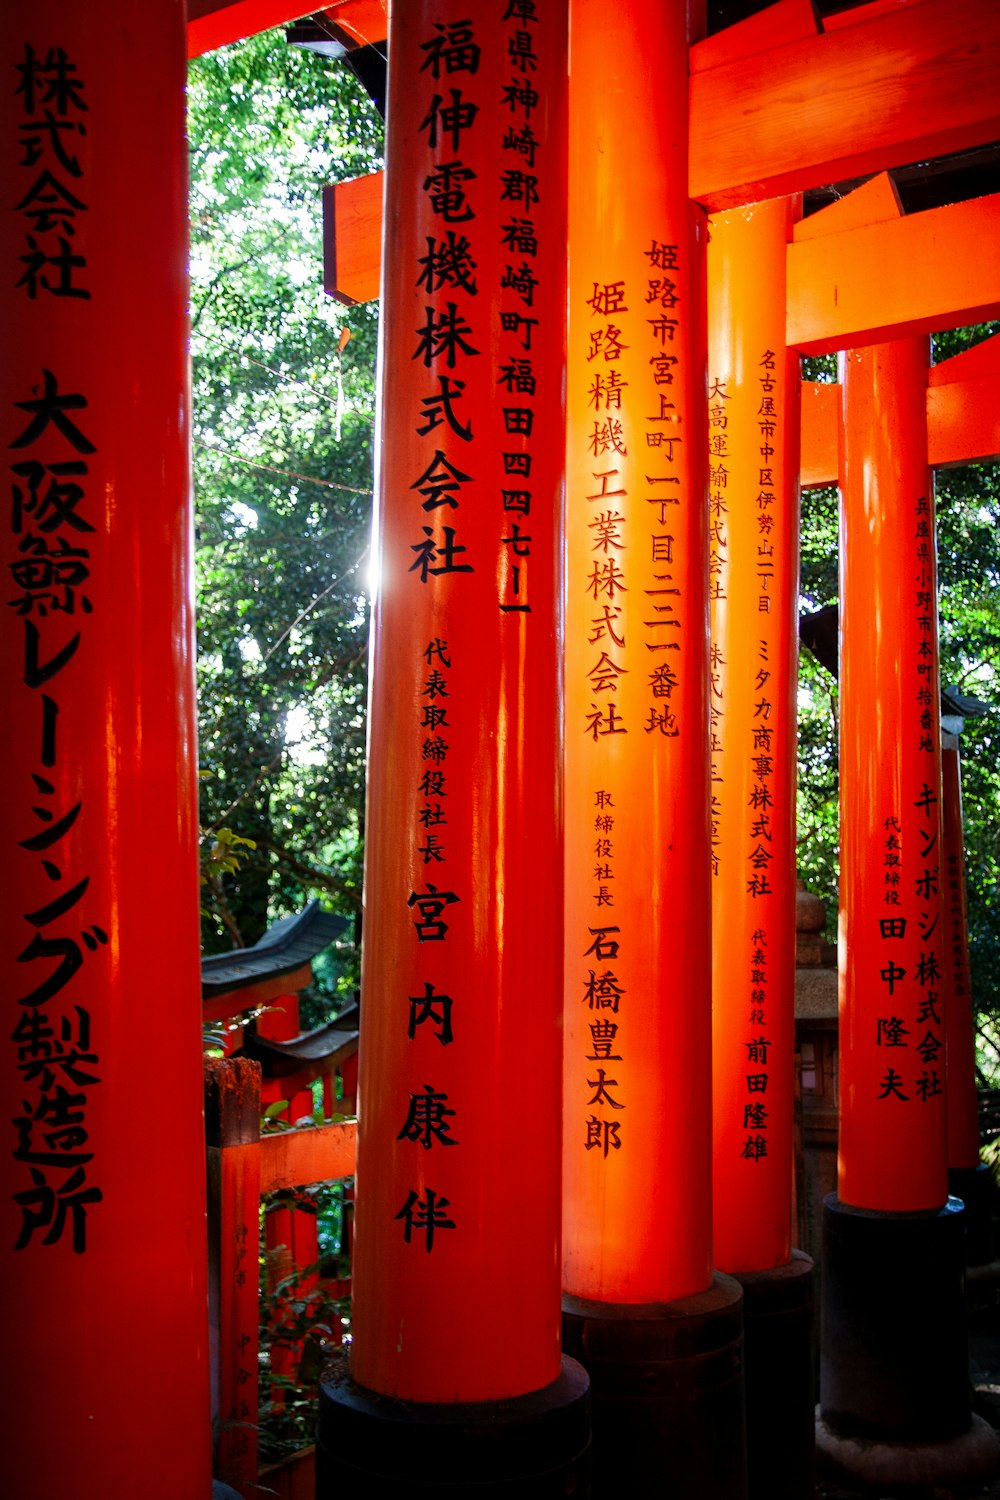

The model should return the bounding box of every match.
[1,4,212,1497]
[318,5,589,1492]
[560,2,745,1494]
[816,339,998,1491]
[707,197,813,1500]
[837,339,945,1216]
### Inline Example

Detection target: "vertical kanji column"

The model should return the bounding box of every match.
[1,5,212,1498]
[317,5,590,1493]
[560,1,744,1494]
[707,198,814,1500]
[816,340,998,1491]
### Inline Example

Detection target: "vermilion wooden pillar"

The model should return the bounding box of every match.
[817,340,998,1490]
[1,5,212,1498]
[708,198,799,1270]
[837,341,947,1217]
[318,5,589,1492]
[707,198,813,1500]
[560,2,744,1494]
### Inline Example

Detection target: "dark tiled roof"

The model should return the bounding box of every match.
[201,900,351,998]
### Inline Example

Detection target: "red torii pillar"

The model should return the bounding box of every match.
[707,197,814,1500]
[1,4,212,1497]
[816,339,998,1490]
[317,5,590,1492]
[560,1,745,1493]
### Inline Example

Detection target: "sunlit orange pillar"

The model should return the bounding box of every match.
[816,340,998,1489]
[560,1,744,1493]
[318,5,589,1492]
[1,4,212,1498]
[707,198,813,1500]
[942,735,993,1263]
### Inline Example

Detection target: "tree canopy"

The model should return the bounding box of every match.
[188,30,383,985]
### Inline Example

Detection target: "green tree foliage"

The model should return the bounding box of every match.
[188,31,383,960]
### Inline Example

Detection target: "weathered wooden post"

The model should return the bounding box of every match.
[560,0,745,1493]
[206,1056,262,1494]
[317,4,590,1491]
[707,195,815,1500]
[1,3,212,1496]
[816,338,999,1491]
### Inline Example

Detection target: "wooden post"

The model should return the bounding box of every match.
[2,5,212,1496]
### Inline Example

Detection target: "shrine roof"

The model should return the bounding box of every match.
[200,899,351,998]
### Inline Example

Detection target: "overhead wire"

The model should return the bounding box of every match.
[193,438,373,497]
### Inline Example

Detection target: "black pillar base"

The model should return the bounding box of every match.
[316,1353,591,1498]
[561,1274,747,1499]
[736,1251,815,1500]
[950,1162,997,1268]
[816,1192,1000,1493]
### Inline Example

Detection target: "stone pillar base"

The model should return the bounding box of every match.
[562,1273,746,1499]
[817,1193,1000,1494]
[815,1411,999,1495]
[317,1354,591,1497]
[736,1251,815,1500]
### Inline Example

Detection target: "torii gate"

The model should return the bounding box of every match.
[3,2,1000,1498]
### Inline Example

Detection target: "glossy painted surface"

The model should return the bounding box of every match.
[350,1,568,1400]
[708,198,799,1273]
[1,3,211,1494]
[562,0,712,1305]
[838,339,948,1212]
[942,745,981,1170]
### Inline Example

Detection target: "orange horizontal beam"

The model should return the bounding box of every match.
[202,962,315,1025]
[188,0,384,59]
[928,373,1000,468]
[321,0,386,46]
[258,1117,357,1192]
[793,170,902,242]
[822,0,922,29]
[187,0,315,57]
[323,174,382,304]
[800,334,1000,482]
[928,327,1000,387]
[928,332,1000,468]
[689,0,819,73]
[689,0,1000,210]
[787,192,1000,355]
